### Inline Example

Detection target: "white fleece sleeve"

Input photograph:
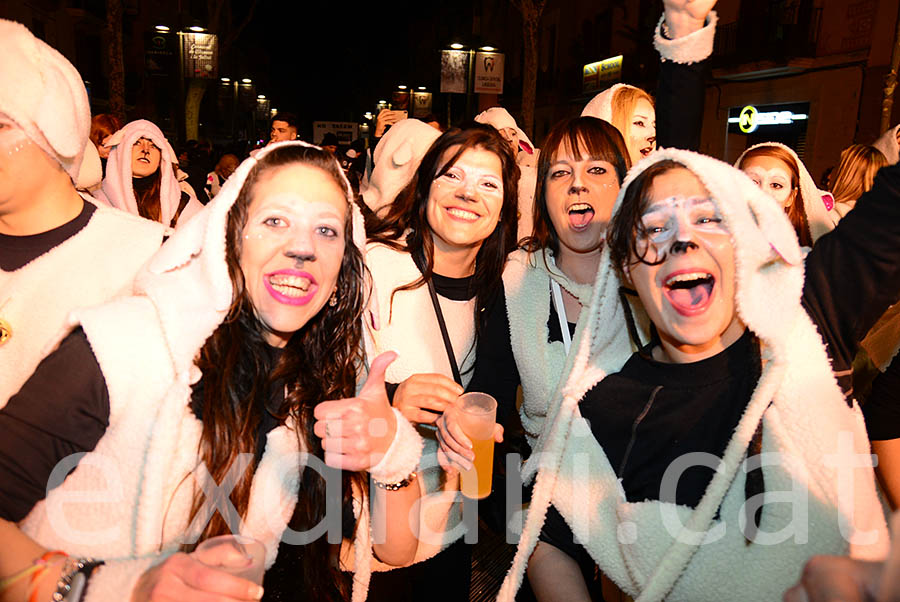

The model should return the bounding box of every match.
[654,11,718,64]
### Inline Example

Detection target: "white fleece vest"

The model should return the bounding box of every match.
[363,242,473,566]
[502,250,589,449]
[0,206,163,404]
[19,297,373,602]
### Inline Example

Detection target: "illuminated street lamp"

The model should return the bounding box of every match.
[449,42,464,49]
[188,25,206,32]
[241,78,252,84]
[155,25,170,32]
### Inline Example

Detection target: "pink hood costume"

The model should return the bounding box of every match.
[96,119,202,228]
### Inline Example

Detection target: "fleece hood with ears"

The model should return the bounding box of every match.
[474,107,534,154]
[97,119,185,226]
[132,140,367,376]
[0,19,91,181]
[361,118,440,216]
[736,141,835,243]
[581,83,632,123]
[497,148,887,602]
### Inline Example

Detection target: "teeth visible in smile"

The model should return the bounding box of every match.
[568,203,593,213]
[665,272,712,286]
[447,207,479,220]
[269,274,311,296]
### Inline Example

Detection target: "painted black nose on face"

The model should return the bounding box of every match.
[670,239,698,254]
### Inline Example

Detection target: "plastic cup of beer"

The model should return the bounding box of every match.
[195,534,266,585]
[456,392,497,500]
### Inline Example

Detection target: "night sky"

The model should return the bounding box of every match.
[233,1,472,135]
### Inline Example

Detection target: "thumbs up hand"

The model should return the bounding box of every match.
[313,351,398,471]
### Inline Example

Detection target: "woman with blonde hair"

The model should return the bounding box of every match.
[830,144,888,220]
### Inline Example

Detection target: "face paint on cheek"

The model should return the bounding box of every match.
[639,196,727,256]
[744,166,793,205]
[0,128,32,157]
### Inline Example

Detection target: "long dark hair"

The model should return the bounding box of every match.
[367,123,519,343]
[186,144,366,600]
[522,116,630,258]
[134,168,163,223]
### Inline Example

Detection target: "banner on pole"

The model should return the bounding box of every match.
[413,91,433,117]
[441,49,469,94]
[181,32,218,79]
[474,51,504,94]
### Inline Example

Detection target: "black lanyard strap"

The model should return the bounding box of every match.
[413,246,463,386]
[425,276,463,386]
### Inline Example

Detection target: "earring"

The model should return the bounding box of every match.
[328,289,338,307]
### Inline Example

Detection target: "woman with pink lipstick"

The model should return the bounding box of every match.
[492,148,900,602]
[0,142,424,602]
[363,123,519,601]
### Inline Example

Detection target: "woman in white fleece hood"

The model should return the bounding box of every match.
[95,119,202,229]
[736,142,835,247]
[0,142,424,602]
[490,148,900,602]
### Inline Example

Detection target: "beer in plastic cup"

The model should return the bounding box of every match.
[456,392,497,499]
[195,534,266,585]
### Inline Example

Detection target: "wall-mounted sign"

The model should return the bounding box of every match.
[313,121,359,145]
[181,32,218,79]
[474,51,504,94]
[441,49,469,94]
[145,31,176,77]
[582,55,623,93]
[413,91,433,117]
[727,102,809,134]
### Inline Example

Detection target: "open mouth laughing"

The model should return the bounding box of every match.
[663,270,715,316]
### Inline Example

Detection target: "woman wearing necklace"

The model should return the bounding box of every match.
[362,124,520,601]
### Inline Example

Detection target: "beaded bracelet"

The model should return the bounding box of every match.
[52,557,103,602]
[373,471,417,491]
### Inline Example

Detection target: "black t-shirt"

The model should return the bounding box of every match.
[0,199,94,271]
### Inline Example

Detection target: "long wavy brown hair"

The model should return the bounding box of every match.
[185,144,367,600]
[133,168,163,223]
[366,123,520,356]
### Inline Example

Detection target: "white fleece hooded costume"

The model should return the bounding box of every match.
[497,149,889,602]
[361,118,440,217]
[18,141,421,602]
[736,141,835,244]
[0,19,164,404]
[475,107,538,241]
[95,119,203,228]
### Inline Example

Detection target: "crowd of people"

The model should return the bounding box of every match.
[2,0,900,601]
